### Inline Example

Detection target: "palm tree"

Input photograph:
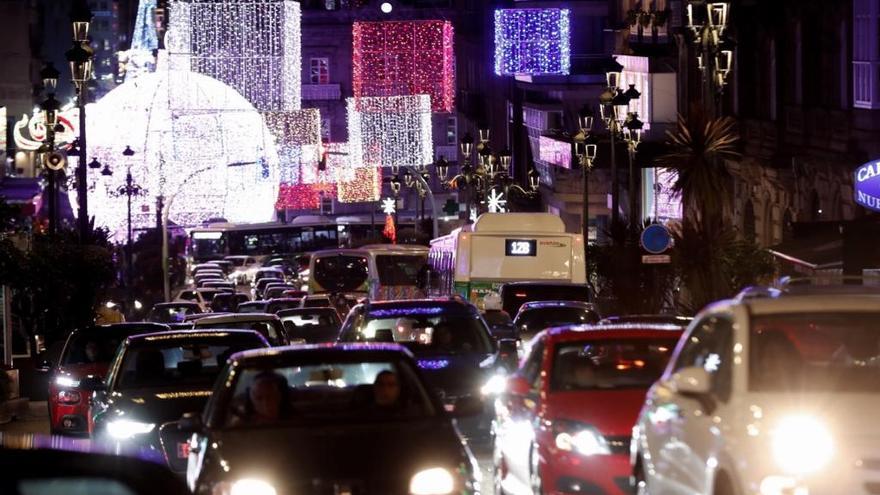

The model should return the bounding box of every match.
[659,106,740,223]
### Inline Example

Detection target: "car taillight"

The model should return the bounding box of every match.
[57,390,81,404]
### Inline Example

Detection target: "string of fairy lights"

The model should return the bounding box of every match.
[494,8,571,76]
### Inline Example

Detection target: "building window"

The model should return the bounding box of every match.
[310,58,329,84]
[445,116,457,145]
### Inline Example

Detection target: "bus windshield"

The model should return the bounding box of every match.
[376,255,426,286]
[313,255,369,293]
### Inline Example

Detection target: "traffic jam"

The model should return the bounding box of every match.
[8,213,868,495]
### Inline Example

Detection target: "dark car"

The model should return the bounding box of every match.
[0,433,189,495]
[193,314,289,346]
[513,300,602,343]
[88,329,270,473]
[146,302,202,324]
[211,292,250,313]
[45,323,171,436]
[277,307,342,343]
[265,285,297,300]
[237,301,268,313]
[180,345,483,495]
[499,281,592,316]
[265,297,302,314]
[337,299,517,442]
[253,278,283,299]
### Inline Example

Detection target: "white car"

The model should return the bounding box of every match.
[632,293,880,495]
[225,256,259,284]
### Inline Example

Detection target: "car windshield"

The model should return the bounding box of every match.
[112,335,265,390]
[376,255,426,286]
[198,320,284,344]
[238,304,267,313]
[749,312,880,392]
[149,305,200,323]
[551,339,678,391]
[341,308,494,354]
[518,307,600,330]
[221,359,435,427]
[62,327,161,366]
[313,255,368,292]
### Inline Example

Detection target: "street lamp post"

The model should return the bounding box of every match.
[622,112,644,226]
[599,67,641,226]
[686,1,733,117]
[39,63,61,234]
[66,0,95,241]
[110,146,146,291]
[574,114,597,244]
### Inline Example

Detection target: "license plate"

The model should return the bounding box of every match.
[177,442,190,459]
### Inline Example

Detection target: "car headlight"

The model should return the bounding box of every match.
[771,415,833,474]
[409,467,455,495]
[481,374,507,396]
[106,420,156,440]
[230,479,276,495]
[55,376,79,388]
[554,421,610,456]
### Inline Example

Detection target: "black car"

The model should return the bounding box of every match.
[513,300,602,342]
[237,301,268,313]
[211,292,250,313]
[88,329,270,473]
[265,297,302,314]
[499,281,592,316]
[180,344,483,495]
[337,298,517,442]
[277,307,341,343]
[147,302,202,324]
[0,433,189,495]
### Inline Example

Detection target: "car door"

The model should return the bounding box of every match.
[500,337,545,489]
[644,313,734,495]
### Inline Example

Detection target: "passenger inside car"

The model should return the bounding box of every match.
[247,371,291,425]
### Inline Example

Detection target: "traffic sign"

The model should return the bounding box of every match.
[642,254,671,264]
[641,224,672,254]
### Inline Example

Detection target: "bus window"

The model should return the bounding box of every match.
[375,255,426,286]
[313,255,369,292]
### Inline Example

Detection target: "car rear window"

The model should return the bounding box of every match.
[313,255,368,292]
[551,339,678,391]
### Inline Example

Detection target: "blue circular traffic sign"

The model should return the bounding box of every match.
[641,224,672,254]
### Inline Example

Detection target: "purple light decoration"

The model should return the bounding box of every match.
[649,168,682,222]
[539,136,572,169]
[368,307,446,318]
[494,8,571,76]
[417,359,450,370]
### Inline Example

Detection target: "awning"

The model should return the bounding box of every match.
[0,177,41,205]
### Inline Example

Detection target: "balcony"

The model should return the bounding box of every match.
[302,84,341,100]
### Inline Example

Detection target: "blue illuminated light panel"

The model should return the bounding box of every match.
[494,8,571,76]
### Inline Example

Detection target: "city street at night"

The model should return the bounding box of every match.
[3,0,880,494]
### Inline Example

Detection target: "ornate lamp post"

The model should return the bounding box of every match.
[39,65,62,234]
[110,146,147,290]
[622,112,644,226]
[574,111,597,244]
[66,0,95,241]
[599,61,641,226]
[686,1,733,116]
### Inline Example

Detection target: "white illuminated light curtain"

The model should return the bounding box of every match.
[346,95,433,171]
[73,54,280,242]
[167,0,302,112]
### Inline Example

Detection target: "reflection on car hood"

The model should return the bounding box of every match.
[108,389,213,425]
[214,419,466,488]
[411,352,495,398]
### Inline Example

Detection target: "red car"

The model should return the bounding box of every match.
[492,324,683,495]
[47,323,170,436]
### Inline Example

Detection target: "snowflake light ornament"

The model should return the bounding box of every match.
[486,188,507,213]
[381,197,397,215]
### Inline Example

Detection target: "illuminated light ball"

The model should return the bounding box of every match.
[72,60,280,242]
[380,2,392,13]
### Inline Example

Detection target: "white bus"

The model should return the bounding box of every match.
[309,244,429,301]
[428,213,586,307]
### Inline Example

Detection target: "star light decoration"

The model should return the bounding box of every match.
[346,95,433,173]
[167,0,302,111]
[352,20,455,113]
[494,8,571,76]
[74,53,280,242]
[381,197,397,214]
[486,189,507,213]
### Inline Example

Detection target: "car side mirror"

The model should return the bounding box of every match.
[79,376,106,392]
[669,366,712,396]
[506,375,531,396]
[178,412,204,433]
[497,339,518,372]
[451,395,484,418]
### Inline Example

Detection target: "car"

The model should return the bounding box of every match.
[493,324,683,495]
[265,297,302,314]
[513,300,602,343]
[253,267,286,287]
[301,294,332,308]
[199,280,235,291]
[193,313,288,346]
[89,329,270,474]
[264,285,297,300]
[499,282,592,317]
[210,259,233,274]
[193,272,224,284]
[277,307,342,343]
[253,277,284,299]
[210,292,251,313]
[225,255,260,284]
[282,289,308,299]
[175,288,224,312]
[236,301,268,313]
[631,294,880,495]
[337,298,518,442]
[180,344,484,495]
[0,433,189,495]
[146,302,202,324]
[598,314,693,327]
[44,323,171,436]
[191,263,223,277]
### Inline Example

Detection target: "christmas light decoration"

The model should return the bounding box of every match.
[338,166,382,203]
[123,0,159,80]
[264,109,321,186]
[486,189,507,213]
[538,135,572,169]
[352,20,455,112]
[347,95,433,171]
[383,213,396,243]
[494,8,571,76]
[381,197,396,214]
[72,54,280,242]
[167,0,302,111]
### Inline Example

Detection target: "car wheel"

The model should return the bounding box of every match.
[529,444,543,495]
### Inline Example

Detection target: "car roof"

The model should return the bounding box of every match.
[152,302,200,308]
[735,294,880,315]
[361,298,477,315]
[230,343,413,363]
[599,315,692,325]
[125,328,266,344]
[519,300,597,310]
[73,322,170,336]
[501,281,589,289]
[544,324,685,341]
[267,298,301,303]
[277,307,338,316]
[195,313,279,324]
